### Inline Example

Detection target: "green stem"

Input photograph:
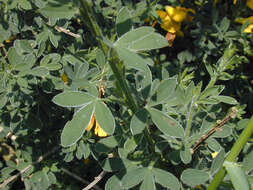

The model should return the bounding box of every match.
[79,0,108,54]
[79,0,137,112]
[185,100,194,141]
[109,55,138,113]
[207,116,253,190]
[79,0,156,154]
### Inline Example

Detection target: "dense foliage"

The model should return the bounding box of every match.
[0,0,253,189]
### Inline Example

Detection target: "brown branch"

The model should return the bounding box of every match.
[82,171,107,190]
[191,108,238,154]
[61,168,103,190]
[55,26,81,38]
[0,146,60,189]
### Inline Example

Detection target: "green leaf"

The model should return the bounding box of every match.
[52,91,95,107]
[101,158,133,172]
[95,101,115,135]
[45,63,62,71]
[8,47,23,65]
[149,78,177,106]
[96,49,106,68]
[49,31,58,48]
[15,40,33,53]
[211,125,232,138]
[105,175,124,190]
[243,150,253,174]
[61,103,94,147]
[121,167,148,188]
[211,148,225,175]
[152,168,180,190]
[116,47,151,71]
[116,7,133,37]
[39,2,78,19]
[148,108,184,138]
[79,140,90,159]
[180,146,192,164]
[223,161,250,190]
[181,169,209,187]
[114,27,168,51]
[0,92,8,109]
[95,135,121,153]
[19,0,32,10]
[199,85,224,99]
[206,138,221,152]
[124,135,143,155]
[130,109,148,135]
[140,171,156,190]
[212,95,238,105]
[31,66,49,77]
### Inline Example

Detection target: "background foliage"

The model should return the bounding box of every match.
[0,0,253,189]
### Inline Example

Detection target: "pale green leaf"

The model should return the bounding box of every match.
[181,169,209,187]
[140,171,156,190]
[121,167,148,188]
[31,66,49,77]
[152,168,180,190]
[52,91,95,107]
[213,95,238,105]
[39,3,78,19]
[95,101,115,135]
[105,175,124,190]
[148,108,184,138]
[61,103,94,147]
[114,27,168,51]
[224,161,250,190]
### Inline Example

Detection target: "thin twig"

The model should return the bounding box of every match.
[55,26,81,38]
[82,171,107,190]
[61,168,102,190]
[191,108,238,154]
[0,146,60,189]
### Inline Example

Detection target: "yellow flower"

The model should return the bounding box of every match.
[156,6,195,46]
[61,73,68,84]
[86,114,108,137]
[157,6,195,34]
[247,0,253,10]
[211,151,219,158]
[4,35,15,43]
[235,16,253,33]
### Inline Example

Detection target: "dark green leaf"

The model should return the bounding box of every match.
[116,7,133,37]
[130,109,149,135]
[95,136,121,153]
